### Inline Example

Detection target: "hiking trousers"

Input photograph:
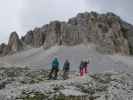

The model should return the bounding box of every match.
[63,71,69,80]
[80,68,84,76]
[49,68,59,79]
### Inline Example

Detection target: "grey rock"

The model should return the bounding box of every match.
[8,32,23,53]
[0,43,8,56]
[22,30,33,45]
[1,12,133,56]
[0,43,6,54]
[32,27,46,47]
[43,21,61,49]
[22,27,46,48]
[20,12,133,55]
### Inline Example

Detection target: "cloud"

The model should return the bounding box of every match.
[20,0,87,33]
[84,0,133,24]
[0,0,22,43]
[20,0,133,35]
[0,0,133,43]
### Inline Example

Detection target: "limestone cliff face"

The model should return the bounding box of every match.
[1,12,133,56]
[8,32,23,54]
[42,12,131,55]
[0,32,23,56]
[22,27,46,48]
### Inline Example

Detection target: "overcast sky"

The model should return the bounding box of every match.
[0,0,133,43]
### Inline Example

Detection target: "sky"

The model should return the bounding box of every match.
[0,0,133,43]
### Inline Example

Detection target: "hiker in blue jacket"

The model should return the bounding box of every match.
[48,57,59,80]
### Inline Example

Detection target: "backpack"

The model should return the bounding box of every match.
[63,61,70,71]
[52,58,59,69]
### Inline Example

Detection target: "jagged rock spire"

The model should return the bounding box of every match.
[8,31,23,53]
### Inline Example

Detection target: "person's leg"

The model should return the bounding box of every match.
[85,66,88,74]
[66,71,69,79]
[48,68,54,79]
[63,71,66,80]
[83,67,85,76]
[54,69,59,80]
[80,68,83,76]
[63,70,69,80]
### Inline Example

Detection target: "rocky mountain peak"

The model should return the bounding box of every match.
[8,32,23,53]
[0,12,133,56]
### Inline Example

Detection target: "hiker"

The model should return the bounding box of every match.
[79,60,90,76]
[48,57,59,80]
[62,59,70,80]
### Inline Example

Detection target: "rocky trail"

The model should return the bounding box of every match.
[0,11,133,100]
[0,44,133,100]
[0,16,133,99]
[1,44,132,72]
[0,66,132,100]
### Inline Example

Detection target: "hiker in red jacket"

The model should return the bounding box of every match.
[79,60,90,76]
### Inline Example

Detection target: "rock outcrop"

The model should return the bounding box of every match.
[1,12,133,56]
[22,27,46,48]
[0,32,23,56]
[8,32,23,53]
[42,12,131,55]
[0,43,8,56]
[21,30,33,46]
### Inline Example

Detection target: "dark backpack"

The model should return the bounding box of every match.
[83,61,88,68]
[63,61,70,71]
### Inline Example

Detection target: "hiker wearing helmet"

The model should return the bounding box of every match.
[62,59,70,80]
[48,57,59,80]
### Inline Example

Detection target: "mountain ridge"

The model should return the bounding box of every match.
[0,11,133,56]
